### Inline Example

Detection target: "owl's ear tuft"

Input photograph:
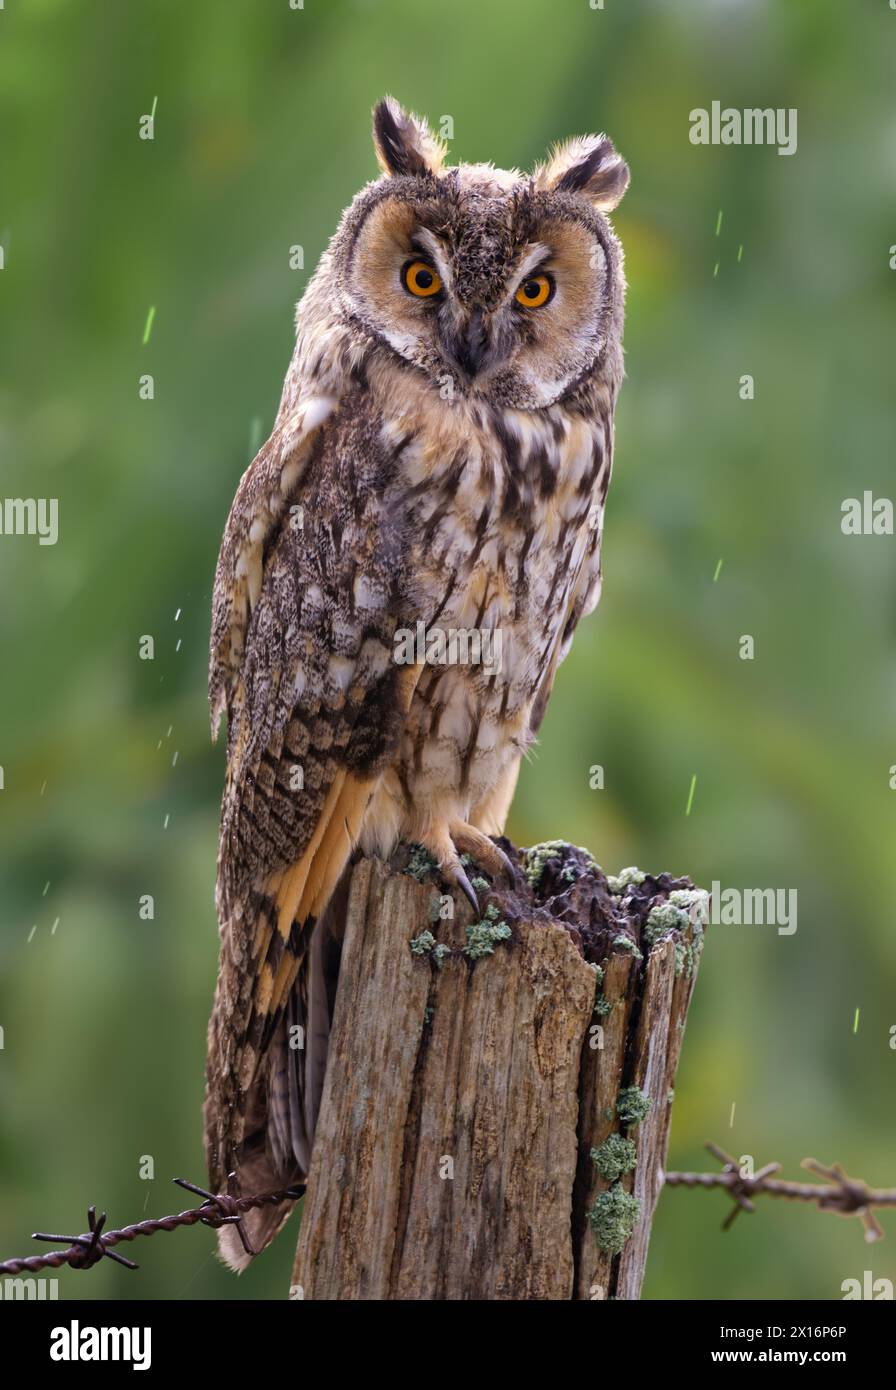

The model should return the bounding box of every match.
[372,97,447,178]
[535,134,629,212]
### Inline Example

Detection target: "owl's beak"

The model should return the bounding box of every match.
[448,308,489,380]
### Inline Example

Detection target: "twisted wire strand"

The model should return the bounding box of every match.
[665,1143,895,1240]
[0,1179,304,1277]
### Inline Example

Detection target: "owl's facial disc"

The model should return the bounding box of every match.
[345,190,612,407]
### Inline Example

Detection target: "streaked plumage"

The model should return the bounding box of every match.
[204,98,629,1269]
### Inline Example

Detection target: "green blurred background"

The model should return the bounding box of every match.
[1,0,894,1301]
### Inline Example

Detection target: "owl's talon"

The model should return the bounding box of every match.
[451,861,482,916]
[409,830,483,914]
[449,822,518,890]
[489,841,520,889]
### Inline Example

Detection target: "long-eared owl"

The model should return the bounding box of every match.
[205,98,629,1268]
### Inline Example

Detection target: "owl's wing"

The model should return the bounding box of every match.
[208,394,337,740]
[205,402,417,1268]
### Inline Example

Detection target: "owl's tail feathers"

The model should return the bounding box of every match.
[213,1138,300,1275]
[210,865,351,1274]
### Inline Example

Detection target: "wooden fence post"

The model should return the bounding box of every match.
[291,842,706,1300]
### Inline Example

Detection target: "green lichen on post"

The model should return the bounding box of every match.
[522,839,598,891]
[523,839,567,889]
[616,1085,653,1128]
[643,901,690,947]
[669,887,710,922]
[606,866,646,894]
[643,889,708,974]
[669,888,708,972]
[674,933,704,978]
[588,1183,641,1254]
[591,963,612,1016]
[591,1133,637,1182]
[464,904,512,960]
[612,933,643,961]
[686,919,706,976]
[407,844,438,880]
[410,931,452,968]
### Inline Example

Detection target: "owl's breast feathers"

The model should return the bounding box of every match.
[375,381,614,811]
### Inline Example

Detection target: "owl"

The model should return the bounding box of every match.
[205,97,629,1269]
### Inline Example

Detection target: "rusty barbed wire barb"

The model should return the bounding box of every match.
[172,1176,256,1256]
[665,1142,896,1241]
[0,1177,306,1278]
[32,1204,139,1270]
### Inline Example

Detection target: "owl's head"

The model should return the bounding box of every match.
[328,97,629,411]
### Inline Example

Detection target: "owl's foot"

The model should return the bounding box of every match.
[412,822,517,915]
[412,825,481,914]
[449,821,519,891]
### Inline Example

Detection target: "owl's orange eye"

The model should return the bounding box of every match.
[515,273,553,308]
[402,259,442,297]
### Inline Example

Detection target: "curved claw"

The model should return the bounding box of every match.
[409,818,525,913]
[449,822,519,890]
[489,840,520,889]
[452,861,481,916]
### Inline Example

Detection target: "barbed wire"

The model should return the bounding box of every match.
[1,1140,891,1278]
[665,1142,896,1242]
[0,1178,304,1276]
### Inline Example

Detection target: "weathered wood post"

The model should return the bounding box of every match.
[291,841,707,1300]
